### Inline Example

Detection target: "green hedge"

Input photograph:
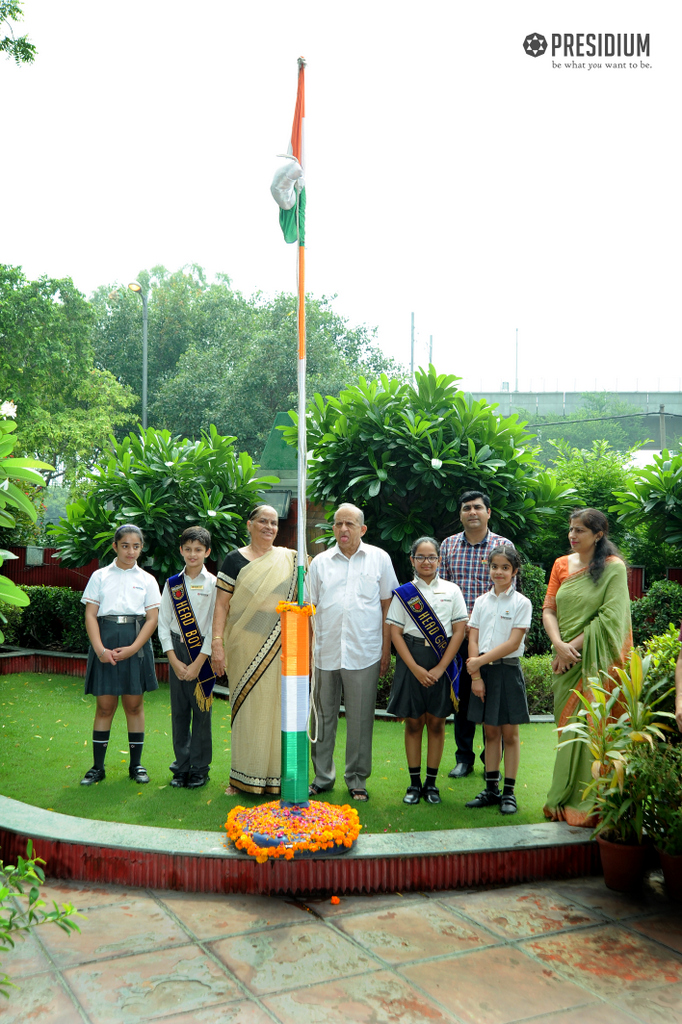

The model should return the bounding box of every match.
[631,580,682,647]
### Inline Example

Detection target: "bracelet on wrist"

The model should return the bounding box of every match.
[212,636,224,642]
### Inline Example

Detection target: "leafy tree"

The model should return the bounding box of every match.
[92,267,405,457]
[283,366,575,579]
[50,426,278,577]
[611,450,682,547]
[0,266,136,481]
[0,1,35,65]
[524,440,637,568]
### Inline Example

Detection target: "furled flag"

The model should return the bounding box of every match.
[271,58,306,244]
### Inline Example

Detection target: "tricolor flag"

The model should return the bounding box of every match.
[271,58,306,245]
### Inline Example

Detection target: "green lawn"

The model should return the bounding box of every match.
[0,673,558,835]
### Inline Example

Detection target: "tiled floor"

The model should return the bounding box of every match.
[2,874,681,1024]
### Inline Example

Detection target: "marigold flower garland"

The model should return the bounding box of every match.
[225,801,361,864]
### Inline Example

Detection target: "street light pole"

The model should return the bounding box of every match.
[128,282,149,429]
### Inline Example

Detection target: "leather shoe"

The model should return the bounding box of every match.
[403,785,421,805]
[186,772,209,789]
[500,793,518,815]
[448,763,473,779]
[80,766,105,786]
[170,773,189,788]
[465,789,501,808]
[421,784,441,804]
[129,765,150,784]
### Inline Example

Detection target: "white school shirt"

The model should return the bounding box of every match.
[157,567,217,657]
[307,541,399,671]
[81,562,161,617]
[386,576,468,638]
[468,585,533,658]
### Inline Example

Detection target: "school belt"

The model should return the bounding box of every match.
[487,657,520,666]
[99,615,144,624]
[404,633,439,647]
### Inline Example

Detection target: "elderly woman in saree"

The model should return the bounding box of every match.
[211,505,297,795]
[542,508,632,827]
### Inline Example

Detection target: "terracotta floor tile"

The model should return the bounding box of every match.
[210,921,377,995]
[262,968,457,1023]
[0,971,81,1023]
[63,944,239,1024]
[302,890,426,918]
[37,897,189,967]
[335,901,495,964]
[400,946,594,1024]
[156,890,308,938]
[517,1005,639,1024]
[524,923,682,998]
[0,930,52,977]
[614,980,682,1024]
[550,876,668,920]
[630,913,682,954]
[151,1001,274,1023]
[38,878,148,910]
[437,885,601,939]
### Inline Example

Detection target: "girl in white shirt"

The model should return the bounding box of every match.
[80,525,161,787]
[465,543,532,815]
[387,536,468,806]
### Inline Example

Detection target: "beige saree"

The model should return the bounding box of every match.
[224,546,297,794]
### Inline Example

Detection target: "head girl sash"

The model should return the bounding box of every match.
[167,572,216,711]
[393,581,462,709]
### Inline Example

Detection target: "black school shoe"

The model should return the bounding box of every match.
[186,771,209,788]
[403,785,421,805]
[170,773,189,788]
[500,793,518,814]
[80,767,105,786]
[421,784,441,804]
[129,765,150,784]
[465,789,501,808]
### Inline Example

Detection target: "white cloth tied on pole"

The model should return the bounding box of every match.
[271,158,304,211]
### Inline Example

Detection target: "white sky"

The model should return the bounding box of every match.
[2,1,680,394]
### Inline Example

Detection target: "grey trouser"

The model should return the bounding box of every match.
[311,661,380,792]
[168,635,212,775]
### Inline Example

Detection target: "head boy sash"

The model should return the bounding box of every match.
[393,581,462,709]
[167,572,216,711]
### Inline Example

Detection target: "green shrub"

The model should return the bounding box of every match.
[521,563,551,656]
[631,580,682,647]
[10,587,88,652]
[639,624,681,739]
[0,602,23,645]
[522,654,555,715]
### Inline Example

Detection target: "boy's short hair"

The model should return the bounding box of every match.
[180,526,212,549]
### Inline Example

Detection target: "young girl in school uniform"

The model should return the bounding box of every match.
[386,536,468,805]
[465,543,532,815]
[80,525,162,786]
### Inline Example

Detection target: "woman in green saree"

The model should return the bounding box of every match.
[542,509,632,826]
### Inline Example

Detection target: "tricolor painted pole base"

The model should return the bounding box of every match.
[278,602,313,805]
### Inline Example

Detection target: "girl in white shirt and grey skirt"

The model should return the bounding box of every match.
[465,542,532,815]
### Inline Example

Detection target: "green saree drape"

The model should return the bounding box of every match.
[544,558,632,826]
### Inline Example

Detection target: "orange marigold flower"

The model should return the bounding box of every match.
[331,896,340,905]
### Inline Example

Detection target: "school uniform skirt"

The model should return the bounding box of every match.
[386,636,456,720]
[84,617,158,697]
[467,658,530,726]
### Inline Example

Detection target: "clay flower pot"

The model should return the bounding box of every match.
[596,834,647,892]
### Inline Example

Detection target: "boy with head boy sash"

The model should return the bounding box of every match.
[158,526,217,789]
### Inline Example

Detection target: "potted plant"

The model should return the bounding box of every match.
[557,650,674,891]
[634,743,682,899]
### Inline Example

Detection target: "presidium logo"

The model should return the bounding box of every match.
[523,33,547,58]
[523,32,650,58]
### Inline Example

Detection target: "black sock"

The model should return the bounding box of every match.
[128,732,144,768]
[485,770,501,793]
[93,730,110,770]
[408,766,421,788]
[503,777,516,796]
[425,767,438,788]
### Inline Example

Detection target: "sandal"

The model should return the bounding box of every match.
[350,788,369,802]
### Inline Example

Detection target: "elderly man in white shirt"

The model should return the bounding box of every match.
[307,503,399,801]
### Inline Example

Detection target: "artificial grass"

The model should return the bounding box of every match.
[0,673,558,835]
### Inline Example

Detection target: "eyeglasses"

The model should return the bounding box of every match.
[412,554,439,562]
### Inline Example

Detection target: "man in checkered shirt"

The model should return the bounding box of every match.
[439,490,512,778]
